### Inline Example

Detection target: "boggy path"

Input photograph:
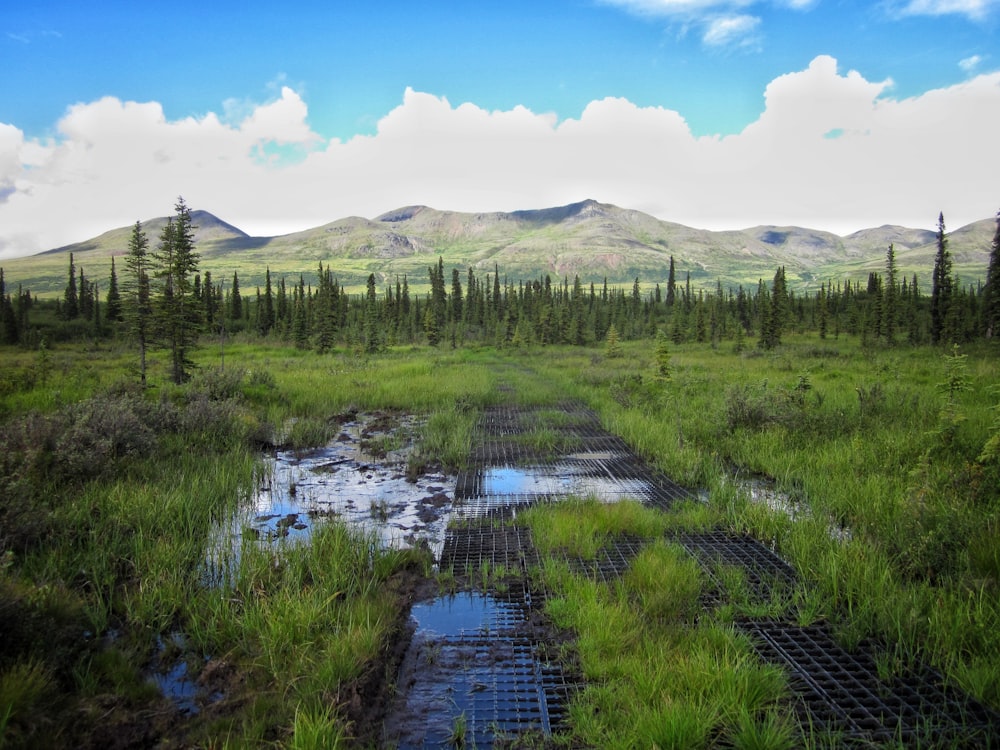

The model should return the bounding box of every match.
[381,395,1000,748]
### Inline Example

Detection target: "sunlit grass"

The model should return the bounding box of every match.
[2,333,999,745]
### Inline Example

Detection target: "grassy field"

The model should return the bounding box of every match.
[1,334,998,747]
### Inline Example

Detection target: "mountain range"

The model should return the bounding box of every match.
[3,199,995,296]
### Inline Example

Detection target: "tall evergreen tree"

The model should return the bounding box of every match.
[230,271,243,321]
[63,252,79,319]
[450,268,463,323]
[105,256,122,323]
[0,269,18,344]
[123,221,152,386]
[314,264,338,352]
[426,258,447,346]
[882,244,898,345]
[203,270,216,325]
[78,268,93,321]
[276,276,288,331]
[666,256,676,307]
[759,267,787,349]
[260,267,275,335]
[153,197,201,384]
[292,275,308,348]
[930,212,954,345]
[363,273,382,353]
[817,283,829,340]
[982,209,1000,339]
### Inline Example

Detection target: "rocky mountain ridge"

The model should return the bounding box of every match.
[8,200,995,295]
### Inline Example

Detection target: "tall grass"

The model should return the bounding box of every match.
[0,350,441,746]
[3,334,999,745]
[519,336,1000,715]
[530,517,790,748]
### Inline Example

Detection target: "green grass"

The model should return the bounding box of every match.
[518,336,1000,711]
[1,333,999,746]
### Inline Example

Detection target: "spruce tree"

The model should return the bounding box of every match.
[0,269,18,344]
[450,268,463,323]
[314,264,337,352]
[260,267,275,335]
[982,209,1000,339]
[817,283,829,340]
[758,267,786,349]
[930,212,953,345]
[64,252,79,319]
[203,270,216,325]
[426,258,447,346]
[105,256,122,323]
[666,256,676,307]
[78,268,93,321]
[363,273,382,353]
[153,197,201,384]
[123,221,152,386]
[292,276,308,348]
[276,276,288,331]
[230,271,243,322]
[882,244,897,345]
[605,322,622,358]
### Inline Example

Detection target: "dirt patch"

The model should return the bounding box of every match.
[338,566,439,747]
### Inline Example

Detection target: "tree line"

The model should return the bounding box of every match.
[3,202,1000,381]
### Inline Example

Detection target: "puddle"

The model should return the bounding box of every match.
[145,632,217,716]
[204,412,457,584]
[476,462,659,502]
[730,474,851,542]
[409,592,523,635]
[383,592,566,748]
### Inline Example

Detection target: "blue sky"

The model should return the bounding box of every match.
[1,0,998,256]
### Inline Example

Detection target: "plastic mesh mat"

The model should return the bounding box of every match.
[672,530,798,606]
[383,581,578,748]
[414,401,1000,747]
[738,620,1000,746]
[458,404,692,513]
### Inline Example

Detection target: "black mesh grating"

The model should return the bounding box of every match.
[440,523,540,574]
[384,582,580,748]
[673,530,798,605]
[401,400,1000,747]
[738,620,1000,746]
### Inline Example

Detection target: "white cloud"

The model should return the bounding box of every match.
[702,14,761,46]
[1,55,999,258]
[599,0,799,48]
[960,54,984,72]
[891,0,998,20]
[599,0,752,15]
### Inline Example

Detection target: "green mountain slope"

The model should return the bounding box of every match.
[2,200,994,297]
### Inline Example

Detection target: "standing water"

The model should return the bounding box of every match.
[204,412,457,584]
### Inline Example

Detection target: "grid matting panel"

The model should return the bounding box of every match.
[387,635,574,748]
[553,535,650,584]
[674,531,797,602]
[738,621,1000,746]
[440,523,540,573]
[462,404,693,511]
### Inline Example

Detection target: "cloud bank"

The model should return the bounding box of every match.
[1,55,999,258]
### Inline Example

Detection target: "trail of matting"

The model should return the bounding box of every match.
[382,399,1000,748]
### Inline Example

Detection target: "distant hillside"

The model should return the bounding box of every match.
[2,200,994,297]
[42,211,250,257]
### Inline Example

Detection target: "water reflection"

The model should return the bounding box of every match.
[205,414,457,585]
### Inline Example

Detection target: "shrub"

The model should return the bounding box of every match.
[610,373,662,409]
[725,384,777,431]
[53,392,158,481]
